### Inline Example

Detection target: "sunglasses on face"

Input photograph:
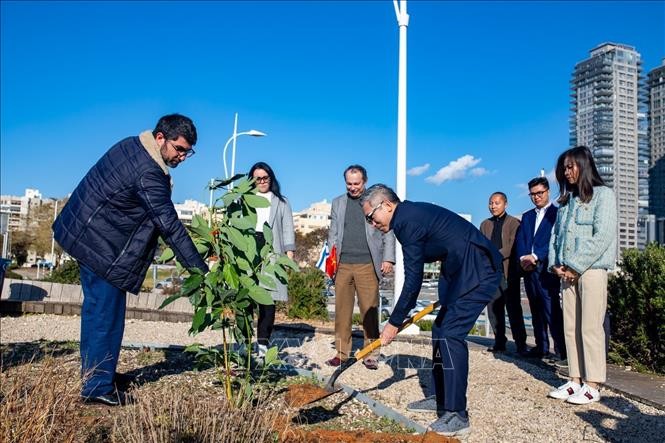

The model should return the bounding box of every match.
[365,202,383,224]
[254,175,270,184]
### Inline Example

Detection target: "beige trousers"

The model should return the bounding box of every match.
[562,268,608,383]
[334,263,380,360]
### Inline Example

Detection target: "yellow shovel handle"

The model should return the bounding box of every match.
[354,301,440,361]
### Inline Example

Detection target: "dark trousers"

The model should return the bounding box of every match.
[257,304,276,347]
[79,263,126,397]
[487,276,527,350]
[524,268,566,357]
[432,257,502,414]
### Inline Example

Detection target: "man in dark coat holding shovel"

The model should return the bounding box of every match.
[359,184,503,437]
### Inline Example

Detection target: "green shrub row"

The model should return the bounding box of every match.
[608,243,665,374]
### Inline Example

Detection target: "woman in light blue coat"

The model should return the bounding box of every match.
[248,162,295,355]
[547,146,617,405]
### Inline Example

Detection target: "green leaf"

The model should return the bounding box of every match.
[210,174,244,190]
[234,177,253,194]
[222,192,241,207]
[181,273,204,296]
[276,255,299,271]
[264,346,281,367]
[249,284,273,305]
[236,257,252,273]
[273,265,289,282]
[194,239,211,255]
[189,215,213,242]
[191,307,207,333]
[223,264,240,289]
[257,273,277,289]
[226,227,248,251]
[205,286,214,307]
[158,248,175,263]
[229,215,255,231]
[244,194,271,208]
[158,292,182,309]
[263,225,273,249]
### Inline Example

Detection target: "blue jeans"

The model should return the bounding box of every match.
[79,263,126,397]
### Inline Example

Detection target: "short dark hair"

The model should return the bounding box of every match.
[248,161,285,202]
[555,146,606,205]
[359,184,401,207]
[490,192,507,203]
[528,177,549,190]
[153,114,197,145]
[343,164,368,182]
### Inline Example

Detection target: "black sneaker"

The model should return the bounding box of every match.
[81,390,133,407]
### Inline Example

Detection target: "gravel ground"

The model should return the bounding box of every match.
[2,314,664,442]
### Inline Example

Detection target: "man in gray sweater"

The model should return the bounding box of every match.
[326,165,396,369]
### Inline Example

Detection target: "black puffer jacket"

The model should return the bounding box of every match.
[53,135,207,293]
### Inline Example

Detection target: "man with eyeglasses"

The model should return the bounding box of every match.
[515,177,566,361]
[53,114,208,406]
[325,165,395,370]
[359,184,502,437]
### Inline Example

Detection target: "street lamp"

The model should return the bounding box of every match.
[223,113,267,180]
[209,113,267,208]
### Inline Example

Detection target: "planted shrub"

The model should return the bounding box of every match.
[608,243,665,374]
[416,320,433,331]
[286,267,329,321]
[42,260,80,284]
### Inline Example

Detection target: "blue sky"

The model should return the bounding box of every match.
[2,1,663,226]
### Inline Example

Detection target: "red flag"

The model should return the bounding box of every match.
[325,245,337,279]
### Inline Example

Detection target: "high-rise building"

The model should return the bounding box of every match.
[647,59,665,244]
[570,43,642,253]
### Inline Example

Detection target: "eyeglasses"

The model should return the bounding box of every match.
[529,190,548,198]
[253,175,270,184]
[169,141,195,158]
[365,202,383,224]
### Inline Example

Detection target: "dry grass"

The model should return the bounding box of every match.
[112,386,293,443]
[0,356,85,443]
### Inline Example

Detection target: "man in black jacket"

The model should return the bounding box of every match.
[53,114,208,406]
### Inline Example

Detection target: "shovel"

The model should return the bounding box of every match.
[322,300,441,396]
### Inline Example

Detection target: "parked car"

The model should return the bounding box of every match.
[31,260,54,270]
[155,277,182,289]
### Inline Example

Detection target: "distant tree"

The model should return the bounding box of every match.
[10,230,32,266]
[31,198,67,262]
[294,227,328,267]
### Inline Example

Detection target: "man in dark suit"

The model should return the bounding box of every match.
[480,192,527,354]
[514,177,565,360]
[360,184,502,438]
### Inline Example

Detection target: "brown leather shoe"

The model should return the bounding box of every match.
[363,357,379,370]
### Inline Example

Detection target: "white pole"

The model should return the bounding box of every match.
[208,178,215,223]
[49,200,58,265]
[393,0,409,307]
[230,113,239,178]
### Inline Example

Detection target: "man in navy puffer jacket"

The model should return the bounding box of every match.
[53,114,208,406]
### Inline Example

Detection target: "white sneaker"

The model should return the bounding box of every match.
[548,381,582,400]
[566,384,600,405]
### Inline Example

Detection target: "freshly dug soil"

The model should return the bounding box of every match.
[285,383,335,407]
[282,428,455,442]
